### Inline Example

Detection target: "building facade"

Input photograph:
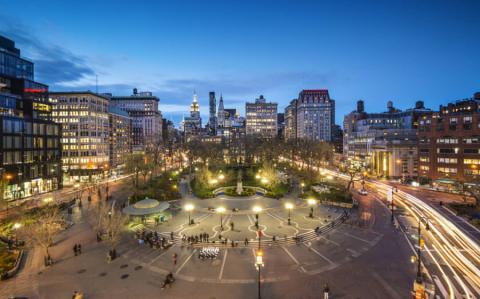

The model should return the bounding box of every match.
[343,100,432,179]
[183,92,202,140]
[285,89,335,142]
[0,35,62,200]
[245,95,277,137]
[417,93,480,186]
[108,106,132,170]
[110,89,162,152]
[208,91,217,135]
[50,92,110,183]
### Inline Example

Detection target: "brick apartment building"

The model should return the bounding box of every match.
[417,92,480,187]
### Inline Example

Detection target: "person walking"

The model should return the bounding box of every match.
[78,244,82,255]
[73,244,78,256]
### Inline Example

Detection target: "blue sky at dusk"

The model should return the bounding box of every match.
[0,0,479,126]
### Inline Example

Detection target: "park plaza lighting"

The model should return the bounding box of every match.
[326,175,334,180]
[216,206,226,213]
[252,206,262,213]
[307,198,316,206]
[285,203,294,210]
[43,197,53,203]
[261,178,268,184]
[300,182,305,187]
[13,223,22,229]
[255,174,261,179]
[184,204,194,212]
[195,167,198,171]
[5,174,13,180]
[210,178,218,185]
[218,174,225,180]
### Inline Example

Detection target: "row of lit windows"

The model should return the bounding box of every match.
[437,157,457,164]
[464,159,480,165]
[437,138,458,144]
[438,167,457,174]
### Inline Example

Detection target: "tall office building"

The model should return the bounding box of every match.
[184,91,202,140]
[0,35,62,200]
[284,90,335,142]
[284,99,297,140]
[297,89,335,141]
[217,94,226,129]
[108,106,132,170]
[50,92,110,183]
[110,89,162,152]
[245,95,277,137]
[208,91,217,135]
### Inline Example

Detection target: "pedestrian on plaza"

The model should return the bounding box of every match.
[173,253,177,265]
[73,244,78,256]
[273,235,276,242]
[78,244,82,254]
[72,290,78,299]
[244,238,248,246]
[171,231,174,240]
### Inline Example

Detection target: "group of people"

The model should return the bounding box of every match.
[136,229,172,250]
[73,243,82,256]
[181,232,209,245]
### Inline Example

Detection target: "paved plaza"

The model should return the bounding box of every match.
[1,179,416,299]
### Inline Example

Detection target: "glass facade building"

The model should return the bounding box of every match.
[0,35,62,201]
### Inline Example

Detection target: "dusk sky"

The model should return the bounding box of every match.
[1,0,479,125]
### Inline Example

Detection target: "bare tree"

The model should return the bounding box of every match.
[340,159,364,190]
[104,210,128,260]
[18,205,64,266]
[87,200,111,242]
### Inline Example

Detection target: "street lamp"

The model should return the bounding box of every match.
[285,203,293,225]
[307,198,316,218]
[184,204,194,225]
[414,216,429,294]
[217,206,226,230]
[255,249,264,299]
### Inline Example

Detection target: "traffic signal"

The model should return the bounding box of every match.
[420,239,425,249]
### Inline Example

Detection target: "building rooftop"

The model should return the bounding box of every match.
[49,91,111,101]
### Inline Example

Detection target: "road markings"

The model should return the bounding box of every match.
[453,275,474,299]
[281,246,306,273]
[432,275,449,299]
[317,235,340,246]
[218,249,228,280]
[341,231,374,245]
[304,243,335,265]
[175,249,197,275]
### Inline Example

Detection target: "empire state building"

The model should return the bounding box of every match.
[184,91,202,140]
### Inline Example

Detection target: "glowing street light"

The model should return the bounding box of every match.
[285,203,294,225]
[13,223,22,229]
[261,178,268,184]
[218,174,225,180]
[255,174,261,179]
[216,206,226,230]
[184,204,194,225]
[253,205,262,229]
[307,198,316,218]
[210,178,218,185]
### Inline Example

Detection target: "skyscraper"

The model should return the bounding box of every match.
[217,94,226,129]
[208,91,217,135]
[184,91,202,140]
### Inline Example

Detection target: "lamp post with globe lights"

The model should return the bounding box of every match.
[307,198,316,218]
[285,203,293,225]
[184,204,194,225]
[216,206,226,230]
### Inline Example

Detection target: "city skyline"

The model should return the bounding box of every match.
[1,0,479,125]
